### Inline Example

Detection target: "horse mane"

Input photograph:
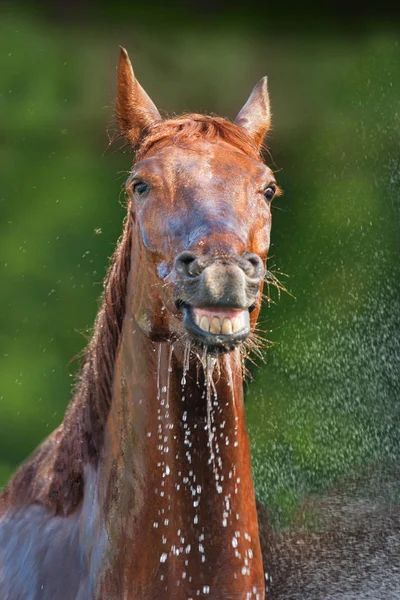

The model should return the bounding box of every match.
[2,217,132,515]
[1,115,262,517]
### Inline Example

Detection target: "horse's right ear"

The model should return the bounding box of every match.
[234,77,271,149]
[117,47,161,146]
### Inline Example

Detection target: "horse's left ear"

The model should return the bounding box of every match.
[117,47,161,146]
[234,77,271,148]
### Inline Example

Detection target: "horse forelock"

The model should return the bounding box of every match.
[135,114,264,162]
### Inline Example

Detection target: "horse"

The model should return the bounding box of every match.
[0,47,274,600]
[1,48,400,600]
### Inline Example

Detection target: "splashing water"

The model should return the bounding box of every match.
[153,340,261,596]
[181,340,191,387]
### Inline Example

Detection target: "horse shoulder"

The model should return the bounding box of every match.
[0,504,89,600]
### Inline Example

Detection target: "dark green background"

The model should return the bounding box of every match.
[1,2,399,525]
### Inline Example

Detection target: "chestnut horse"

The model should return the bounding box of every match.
[1,49,400,600]
[0,48,274,600]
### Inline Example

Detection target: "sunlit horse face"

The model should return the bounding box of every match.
[118,49,278,352]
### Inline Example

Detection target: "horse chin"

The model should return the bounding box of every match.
[182,304,251,354]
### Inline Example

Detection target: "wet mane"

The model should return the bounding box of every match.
[136,114,262,161]
[2,115,263,516]
[3,218,132,515]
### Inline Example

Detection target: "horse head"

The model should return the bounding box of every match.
[117,48,279,353]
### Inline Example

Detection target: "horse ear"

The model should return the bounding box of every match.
[234,77,271,148]
[117,47,161,146]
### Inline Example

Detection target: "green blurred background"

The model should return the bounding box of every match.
[1,2,399,525]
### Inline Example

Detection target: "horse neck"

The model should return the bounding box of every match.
[94,293,264,597]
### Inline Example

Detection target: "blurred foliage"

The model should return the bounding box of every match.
[0,6,399,525]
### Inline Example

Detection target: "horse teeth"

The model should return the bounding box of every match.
[222,318,233,335]
[232,316,242,333]
[199,316,210,332]
[194,311,246,335]
[210,317,221,334]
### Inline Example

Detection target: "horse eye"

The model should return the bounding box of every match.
[264,186,276,202]
[133,181,149,197]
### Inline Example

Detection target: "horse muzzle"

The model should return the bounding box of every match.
[173,251,265,351]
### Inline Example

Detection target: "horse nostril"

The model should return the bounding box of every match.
[241,252,264,279]
[175,251,201,277]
